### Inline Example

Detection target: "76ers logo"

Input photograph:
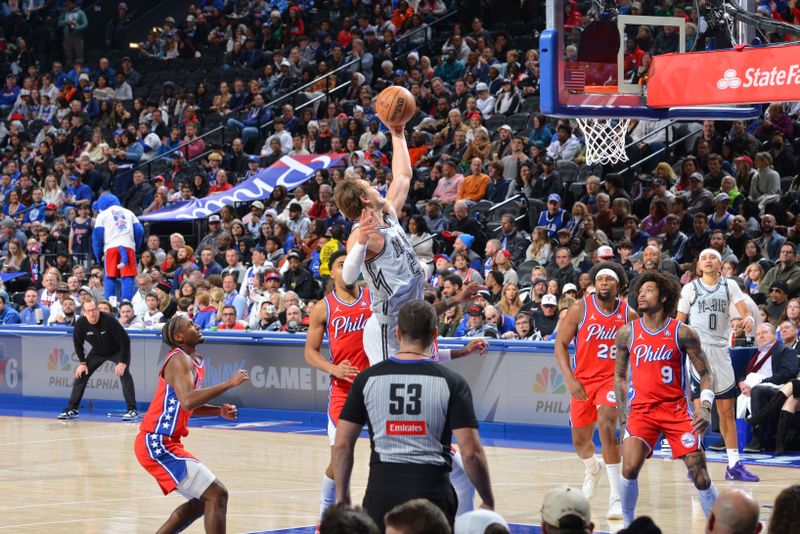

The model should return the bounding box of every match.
[112,208,128,231]
[681,432,696,448]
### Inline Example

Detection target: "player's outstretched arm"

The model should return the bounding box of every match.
[386,125,412,216]
[614,324,632,427]
[554,299,587,401]
[453,427,495,510]
[680,324,713,434]
[332,419,361,505]
[434,281,485,316]
[304,299,359,382]
[164,352,249,412]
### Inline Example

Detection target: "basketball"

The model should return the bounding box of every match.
[375,86,416,127]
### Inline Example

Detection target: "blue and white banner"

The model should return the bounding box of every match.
[140,154,346,222]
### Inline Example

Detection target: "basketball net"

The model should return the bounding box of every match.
[576,117,631,165]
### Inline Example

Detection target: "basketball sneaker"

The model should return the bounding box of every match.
[725,461,759,482]
[607,496,623,520]
[122,409,138,421]
[660,438,671,453]
[58,409,79,420]
[582,459,604,499]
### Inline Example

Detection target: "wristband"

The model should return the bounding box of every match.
[700,389,715,406]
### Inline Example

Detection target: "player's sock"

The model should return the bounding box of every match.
[726,448,740,469]
[582,455,600,473]
[619,476,638,527]
[606,463,621,499]
[698,483,718,517]
[319,475,336,519]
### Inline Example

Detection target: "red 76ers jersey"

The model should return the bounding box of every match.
[628,318,686,406]
[573,295,629,381]
[325,287,372,394]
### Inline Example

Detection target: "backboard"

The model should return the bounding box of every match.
[539,0,761,120]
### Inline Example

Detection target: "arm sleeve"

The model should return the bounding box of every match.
[447,373,478,430]
[73,320,86,362]
[342,240,366,286]
[92,226,105,263]
[338,373,368,425]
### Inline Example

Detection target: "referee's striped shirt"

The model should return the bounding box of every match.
[339,358,477,469]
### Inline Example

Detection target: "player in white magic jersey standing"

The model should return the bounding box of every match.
[676,248,759,481]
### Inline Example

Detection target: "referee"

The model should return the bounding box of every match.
[58,296,137,421]
[333,300,494,530]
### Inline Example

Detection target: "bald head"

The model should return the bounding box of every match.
[706,488,761,534]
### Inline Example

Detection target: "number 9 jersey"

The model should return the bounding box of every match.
[628,318,686,406]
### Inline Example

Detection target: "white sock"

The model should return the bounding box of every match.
[606,463,621,499]
[582,455,600,473]
[726,448,740,468]
[698,483,718,517]
[319,475,336,520]
[619,476,639,527]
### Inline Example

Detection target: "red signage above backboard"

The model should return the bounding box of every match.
[648,43,800,108]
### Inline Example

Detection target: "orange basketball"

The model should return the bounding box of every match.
[375,86,416,127]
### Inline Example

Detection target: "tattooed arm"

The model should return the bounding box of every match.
[679,323,714,434]
[614,324,632,428]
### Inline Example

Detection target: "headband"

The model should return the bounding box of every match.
[595,268,619,282]
[699,248,722,262]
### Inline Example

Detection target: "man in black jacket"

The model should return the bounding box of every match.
[742,322,799,452]
[282,250,317,300]
[497,214,529,267]
[58,296,137,421]
[119,170,154,215]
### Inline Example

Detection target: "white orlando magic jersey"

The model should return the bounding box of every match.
[677,277,745,346]
[356,211,425,320]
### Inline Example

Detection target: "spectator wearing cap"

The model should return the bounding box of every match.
[63,173,93,214]
[475,82,496,119]
[457,158,490,206]
[707,193,733,232]
[197,214,226,252]
[240,246,272,304]
[286,202,311,241]
[685,172,714,216]
[533,293,559,339]
[490,124,514,161]
[0,292,21,325]
[546,123,581,162]
[464,304,498,338]
[760,242,800,298]
[540,485,594,534]
[537,194,569,240]
[46,281,72,325]
[282,250,316,300]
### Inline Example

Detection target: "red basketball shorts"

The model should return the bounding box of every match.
[624,399,701,459]
[570,376,617,428]
[104,246,137,278]
[134,431,199,495]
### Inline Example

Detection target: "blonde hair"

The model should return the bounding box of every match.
[334,177,369,220]
[209,287,225,322]
[499,283,522,316]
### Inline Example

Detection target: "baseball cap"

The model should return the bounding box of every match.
[541,485,591,529]
[735,155,754,167]
[532,277,548,286]
[653,178,666,187]
[597,245,615,258]
[264,272,282,282]
[251,200,265,210]
[466,304,484,317]
[562,283,578,295]
[45,203,58,210]
[498,124,512,133]
[532,140,545,150]
[542,156,555,165]
[286,250,301,260]
[79,285,92,294]
[56,282,70,292]
[547,193,561,203]
[476,289,491,300]
[248,154,260,162]
[689,171,704,182]
[433,253,450,264]
[475,82,489,92]
[770,280,790,294]
[208,214,221,223]
[715,193,730,202]
[454,510,509,534]
[156,281,172,294]
[542,294,558,307]
[371,150,383,159]
[288,202,302,212]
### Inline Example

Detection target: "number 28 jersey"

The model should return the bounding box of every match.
[628,318,686,406]
[573,295,630,382]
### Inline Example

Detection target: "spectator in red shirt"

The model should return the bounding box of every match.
[209,170,233,195]
[217,305,246,330]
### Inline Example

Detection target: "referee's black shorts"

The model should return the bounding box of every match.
[363,463,456,531]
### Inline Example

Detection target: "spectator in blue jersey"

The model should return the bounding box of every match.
[23,187,47,226]
[537,193,569,239]
[0,74,19,115]
[20,287,50,325]
[221,273,247,319]
[0,292,21,324]
[63,174,93,215]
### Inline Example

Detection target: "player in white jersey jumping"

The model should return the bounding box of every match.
[676,248,759,481]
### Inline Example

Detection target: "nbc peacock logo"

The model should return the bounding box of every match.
[533,366,567,394]
[48,348,72,371]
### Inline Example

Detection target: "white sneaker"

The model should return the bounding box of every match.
[582,459,604,499]
[607,496,623,520]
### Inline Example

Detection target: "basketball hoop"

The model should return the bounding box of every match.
[576,117,631,165]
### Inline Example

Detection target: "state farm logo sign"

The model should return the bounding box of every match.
[717,69,742,89]
[717,66,800,90]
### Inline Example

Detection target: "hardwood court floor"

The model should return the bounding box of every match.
[0,415,794,533]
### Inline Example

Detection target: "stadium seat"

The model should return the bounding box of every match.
[520,97,540,114]
[486,115,507,132]
[557,161,580,184]
[508,113,531,132]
